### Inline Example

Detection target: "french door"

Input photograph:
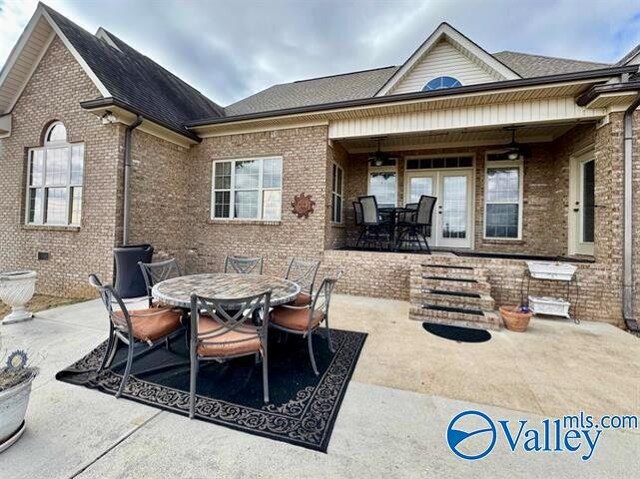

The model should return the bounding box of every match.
[569,151,595,256]
[405,170,473,248]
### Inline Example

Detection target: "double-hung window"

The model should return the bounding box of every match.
[331,163,344,223]
[484,158,523,239]
[212,157,283,220]
[26,122,84,226]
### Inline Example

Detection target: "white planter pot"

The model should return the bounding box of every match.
[0,271,37,324]
[529,295,571,318]
[0,374,35,452]
[526,261,577,282]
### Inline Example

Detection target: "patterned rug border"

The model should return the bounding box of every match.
[56,329,367,452]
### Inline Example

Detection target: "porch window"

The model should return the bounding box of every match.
[368,158,397,208]
[484,160,522,239]
[211,157,282,220]
[331,163,344,223]
[26,122,84,226]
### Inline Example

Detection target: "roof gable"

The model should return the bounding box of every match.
[376,22,520,96]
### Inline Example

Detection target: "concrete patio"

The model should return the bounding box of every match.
[1,295,639,478]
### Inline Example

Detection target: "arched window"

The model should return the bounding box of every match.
[423,76,462,91]
[45,121,67,143]
[26,121,84,226]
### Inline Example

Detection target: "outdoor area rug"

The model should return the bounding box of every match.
[56,328,366,452]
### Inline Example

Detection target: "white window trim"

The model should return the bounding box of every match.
[483,155,523,241]
[25,126,84,227]
[330,162,344,224]
[210,156,283,221]
[367,159,398,207]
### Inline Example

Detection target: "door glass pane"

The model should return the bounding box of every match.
[582,160,595,243]
[441,176,467,239]
[408,177,433,203]
[369,172,396,208]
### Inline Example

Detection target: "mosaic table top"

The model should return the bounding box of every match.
[151,273,300,308]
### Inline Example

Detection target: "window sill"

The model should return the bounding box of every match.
[482,238,524,244]
[22,224,81,232]
[207,219,281,226]
[331,223,346,228]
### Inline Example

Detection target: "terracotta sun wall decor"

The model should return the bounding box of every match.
[291,193,315,219]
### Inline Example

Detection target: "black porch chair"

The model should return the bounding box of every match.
[358,195,391,250]
[396,195,436,253]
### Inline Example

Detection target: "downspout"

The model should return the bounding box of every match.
[122,115,143,245]
[622,95,640,332]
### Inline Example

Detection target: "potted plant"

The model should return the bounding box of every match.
[0,271,37,323]
[499,305,533,332]
[0,350,38,453]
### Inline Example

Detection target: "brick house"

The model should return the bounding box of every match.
[2,4,640,330]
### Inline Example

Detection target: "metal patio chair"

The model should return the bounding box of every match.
[284,258,321,306]
[189,290,272,417]
[139,258,182,307]
[224,255,264,274]
[358,195,391,250]
[89,274,184,398]
[396,195,436,253]
[353,201,365,248]
[270,272,342,375]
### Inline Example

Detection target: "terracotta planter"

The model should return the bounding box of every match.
[499,306,532,332]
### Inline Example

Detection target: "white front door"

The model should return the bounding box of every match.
[569,151,595,256]
[405,170,473,248]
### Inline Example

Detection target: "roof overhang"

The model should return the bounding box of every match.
[576,82,640,108]
[0,114,11,137]
[0,4,110,115]
[188,66,638,137]
[81,97,200,147]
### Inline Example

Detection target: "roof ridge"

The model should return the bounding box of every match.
[292,65,397,84]
[494,50,610,66]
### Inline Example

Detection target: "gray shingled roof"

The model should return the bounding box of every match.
[224,51,613,117]
[44,5,224,137]
[493,51,610,78]
[225,67,398,116]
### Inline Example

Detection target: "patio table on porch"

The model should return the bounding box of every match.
[151,273,301,309]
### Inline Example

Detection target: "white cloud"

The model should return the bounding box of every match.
[1,0,639,106]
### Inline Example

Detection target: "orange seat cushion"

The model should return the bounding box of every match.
[270,306,324,331]
[114,307,183,343]
[196,316,261,357]
[288,292,312,307]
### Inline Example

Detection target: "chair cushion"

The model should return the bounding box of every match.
[196,316,261,357]
[288,292,312,307]
[270,306,324,331]
[114,307,183,343]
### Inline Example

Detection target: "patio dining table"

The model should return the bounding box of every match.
[151,273,301,309]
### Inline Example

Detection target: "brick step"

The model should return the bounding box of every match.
[420,276,492,295]
[409,305,502,331]
[422,288,495,310]
[420,263,487,281]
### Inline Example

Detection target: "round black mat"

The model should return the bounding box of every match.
[423,323,491,343]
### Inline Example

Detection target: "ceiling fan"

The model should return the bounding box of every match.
[370,137,389,166]
[504,127,527,160]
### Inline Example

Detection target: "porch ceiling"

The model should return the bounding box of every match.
[337,122,582,153]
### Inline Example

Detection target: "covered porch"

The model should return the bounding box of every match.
[326,121,599,259]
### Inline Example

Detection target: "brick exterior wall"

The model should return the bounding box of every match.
[0,36,637,328]
[184,126,329,277]
[128,130,191,267]
[0,37,123,298]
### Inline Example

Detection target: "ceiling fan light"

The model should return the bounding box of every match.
[507,150,520,160]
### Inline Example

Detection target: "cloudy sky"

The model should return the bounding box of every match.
[1,0,640,106]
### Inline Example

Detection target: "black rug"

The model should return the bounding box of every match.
[56,328,366,452]
[423,323,491,343]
